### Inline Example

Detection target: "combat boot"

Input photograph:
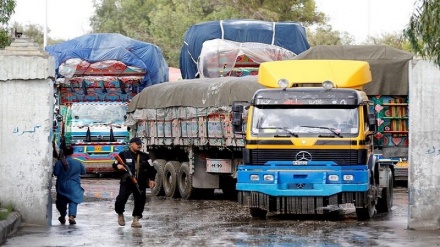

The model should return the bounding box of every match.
[118,214,125,226]
[131,216,142,228]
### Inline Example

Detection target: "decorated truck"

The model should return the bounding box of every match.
[179,19,310,79]
[46,33,168,176]
[293,45,413,183]
[233,60,394,220]
[126,76,264,199]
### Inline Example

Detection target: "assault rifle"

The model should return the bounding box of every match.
[115,154,142,194]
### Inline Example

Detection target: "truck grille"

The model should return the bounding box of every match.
[249,149,367,165]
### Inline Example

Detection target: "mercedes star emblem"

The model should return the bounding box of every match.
[295,151,312,161]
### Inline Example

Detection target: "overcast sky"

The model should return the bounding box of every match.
[314,0,417,43]
[10,0,418,43]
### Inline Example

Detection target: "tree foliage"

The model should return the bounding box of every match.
[363,32,410,51]
[90,0,327,67]
[0,0,16,48]
[307,25,354,46]
[404,0,440,65]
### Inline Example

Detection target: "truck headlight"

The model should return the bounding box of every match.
[323,80,334,90]
[277,78,289,88]
[343,175,354,181]
[263,175,274,181]
[250,174,260,181]
[328,175,339,181]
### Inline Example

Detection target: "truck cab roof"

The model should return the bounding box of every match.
[258,60,372,90]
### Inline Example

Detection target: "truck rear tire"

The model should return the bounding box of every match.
[163,161,181,198]
[178,162,195,200]
[376,168,394,213]
[150,159,166,196]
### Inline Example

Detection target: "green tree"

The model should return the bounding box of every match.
[148,1,206,67]
[0,0,16,48]
[307,25,354,46]
[404,0,440,65]
[91,0,155,42]
[90,0,326,67]
[226,0,325,25]
[363,32,408,50]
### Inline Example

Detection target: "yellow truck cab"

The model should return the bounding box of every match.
[233,60,394,220]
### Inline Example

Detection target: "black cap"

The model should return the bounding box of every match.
[129,137,142,145]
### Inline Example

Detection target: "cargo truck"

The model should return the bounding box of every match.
[47,33,169,176]
[233,60,394,220]
[126,76,264,199]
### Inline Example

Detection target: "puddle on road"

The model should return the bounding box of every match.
[5,184,439,247]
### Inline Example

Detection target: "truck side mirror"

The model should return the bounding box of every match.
[232,102,245,134]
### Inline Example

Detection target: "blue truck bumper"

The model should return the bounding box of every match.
[236,164,369,197]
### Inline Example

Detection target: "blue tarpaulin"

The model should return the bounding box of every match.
[179,19,310,79]
[45,33,169,89]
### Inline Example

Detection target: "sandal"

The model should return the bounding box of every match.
[68,216,76,225]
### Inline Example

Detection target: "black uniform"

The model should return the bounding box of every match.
[113,150,156,218]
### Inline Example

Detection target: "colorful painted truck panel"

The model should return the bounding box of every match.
[54,61,144,175]
[61,102,129,173]
[47,33,169,175]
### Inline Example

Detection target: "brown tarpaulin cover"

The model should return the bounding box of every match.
[127,76,264,111]
[294,45,413,95]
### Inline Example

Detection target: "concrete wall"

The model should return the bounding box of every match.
[408,60,440,230]
[0,38,55,226]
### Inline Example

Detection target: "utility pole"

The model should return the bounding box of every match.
[367,0,371,37]
[44,0,48,48]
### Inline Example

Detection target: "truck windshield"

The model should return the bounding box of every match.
[70,103,127,127]
[251,106,359,137]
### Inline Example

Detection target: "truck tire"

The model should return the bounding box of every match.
[250,208,267,219]
[376,168,394,213]
[163,161,181,198]
[150,159,166,196]
[178,162,195,200]
[355,189,375,220]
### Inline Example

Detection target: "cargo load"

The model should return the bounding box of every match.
[180,19,310,79]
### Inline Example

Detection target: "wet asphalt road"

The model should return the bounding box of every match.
[3,178,440,247]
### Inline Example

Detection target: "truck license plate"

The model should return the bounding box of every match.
[206,159,232,173]
[94,146,102,152]
[293,161,307,165]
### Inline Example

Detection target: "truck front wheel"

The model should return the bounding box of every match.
[355,189,375,220]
